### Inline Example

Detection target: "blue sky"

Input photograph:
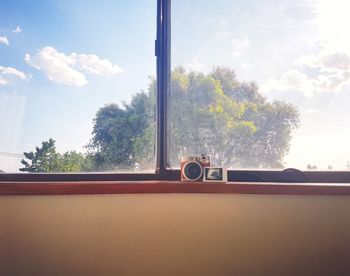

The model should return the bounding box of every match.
[0,0,156,171]
[1,0,350,171]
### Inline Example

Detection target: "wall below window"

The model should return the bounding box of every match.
[1,193,349,275]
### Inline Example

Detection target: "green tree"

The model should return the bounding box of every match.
[87,88,156,171]
[58,151,94,172]
[166,66,299,168]
[23,66,299,172]
[20,139,94,172]
[20,138,61,172]
[89,66,299,169]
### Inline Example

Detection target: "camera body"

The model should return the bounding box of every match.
[181,154,211,181]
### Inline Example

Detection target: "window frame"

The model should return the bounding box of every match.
[0,0,350,184]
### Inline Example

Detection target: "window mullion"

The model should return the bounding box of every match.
[156,0,171,174]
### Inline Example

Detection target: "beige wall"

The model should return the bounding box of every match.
[1,194,350,275]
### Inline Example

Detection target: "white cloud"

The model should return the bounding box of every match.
[262,69,315,97]
[297,49,350,91]
[71,53,122,76]
[25,46,122,86]
[0,66,28,85]
[13,26,22,33]
[316,70,350,91]
[0,36,9,45]
[295,54,318,68]
[185,58,205,72]
[282,70,310,88]
[0,77,9,85]
[0,66,27,80]
[296,51,350,72]
[320,52,350,71]
[262,1,350,98]
[263,67,350,97]
[265,42,350,96]
[25,47,87,86]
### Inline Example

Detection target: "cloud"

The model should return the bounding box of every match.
[297,49,350,92]
[0,36,9,45]
[296,51,350,72]
[262,69,315,97]
[13,26,22,33]
[0,66,27,80]
[261,1,350,98]
[0,66,28,85]
[282,70,311,88]
[185,58,205,72]
[263,68,350,97]
[320,52,350,71]
[294,54,318,68]
[25,47,87,86]
[264,43,350,97]
[0,77,9,85]
[71,53,122,76]
[25,46,122,86]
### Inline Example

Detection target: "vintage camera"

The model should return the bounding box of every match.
[181,154,211,181]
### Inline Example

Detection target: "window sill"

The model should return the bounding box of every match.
[1,181,350,196]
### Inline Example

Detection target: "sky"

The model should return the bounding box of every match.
[1,0,350,172]
[172,0,350,170]
[0,0,156,172]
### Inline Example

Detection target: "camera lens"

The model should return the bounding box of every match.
[183,161,203,181]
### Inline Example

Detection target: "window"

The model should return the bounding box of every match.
[1,0,349,183]
[0,0,157,174]
[170,0,350,173]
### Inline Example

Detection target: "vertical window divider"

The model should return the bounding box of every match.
[156,0,171,175]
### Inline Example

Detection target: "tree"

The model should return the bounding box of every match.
[58,151,94,172]
[87,89,156,171]
[20,139,94,172]
[160,66,300,168]
[88,66,299,169]
[20,138,61,172]
[22,66,299,171]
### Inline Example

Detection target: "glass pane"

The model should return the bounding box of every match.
[0,0,156,173]
[170,0,350,170]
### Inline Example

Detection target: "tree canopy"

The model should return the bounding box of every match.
[20,66,300,172]
[20,138,93,172]
[167,66,299,168]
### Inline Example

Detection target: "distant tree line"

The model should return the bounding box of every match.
[20,139,94,172]
[20,66,300,172]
